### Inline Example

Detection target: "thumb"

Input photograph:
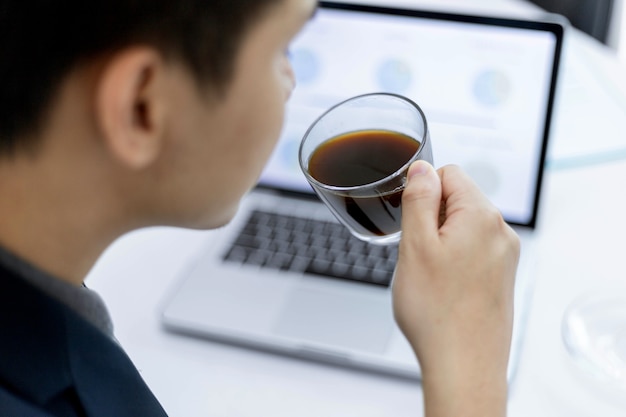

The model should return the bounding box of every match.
[401,160,442,238]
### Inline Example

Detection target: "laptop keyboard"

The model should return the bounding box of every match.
[222,210,398,286]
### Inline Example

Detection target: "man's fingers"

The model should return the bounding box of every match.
[401,160,442,240]
[437,165,487,210]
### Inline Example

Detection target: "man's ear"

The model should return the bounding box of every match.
[95,47,167,170]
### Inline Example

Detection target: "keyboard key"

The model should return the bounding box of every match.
[222,210,396,287]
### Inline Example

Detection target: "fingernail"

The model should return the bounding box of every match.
[407,161,429,180]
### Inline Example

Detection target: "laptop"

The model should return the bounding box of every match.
[160,1,565,380]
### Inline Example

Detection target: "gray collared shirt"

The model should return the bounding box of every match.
[0,245,114,338]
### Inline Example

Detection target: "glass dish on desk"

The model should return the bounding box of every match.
[562,286,626,401]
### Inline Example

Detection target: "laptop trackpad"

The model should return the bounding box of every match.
[272,285,395,354]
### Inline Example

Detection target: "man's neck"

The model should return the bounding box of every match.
[0,144,131,286]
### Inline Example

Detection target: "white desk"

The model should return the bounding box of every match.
[85,1,626,415]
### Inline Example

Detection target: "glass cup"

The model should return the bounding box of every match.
[299,92,432,245]
[562,286,626,402]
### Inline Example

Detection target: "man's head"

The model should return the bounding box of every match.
[0,0,316,231]
[0,0,287,155]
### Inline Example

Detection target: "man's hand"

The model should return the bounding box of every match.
[393,161,520,417]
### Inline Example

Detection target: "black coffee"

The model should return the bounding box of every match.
[308,130,420,237]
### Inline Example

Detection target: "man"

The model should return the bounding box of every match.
[0,0,519,416]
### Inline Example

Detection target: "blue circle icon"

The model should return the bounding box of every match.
[473,70,511,107]
[291,49,319,85]
[377,59,412,94]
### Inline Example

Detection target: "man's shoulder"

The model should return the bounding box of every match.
[0,262,82,414]
[0,262,168,417]
[0,261,69,355]
[0,385,57,417]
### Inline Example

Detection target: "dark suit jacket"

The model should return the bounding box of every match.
[0,263,168,416]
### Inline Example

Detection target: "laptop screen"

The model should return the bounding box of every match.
[258,1,564,228]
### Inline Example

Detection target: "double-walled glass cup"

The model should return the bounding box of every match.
[299,93,432,245]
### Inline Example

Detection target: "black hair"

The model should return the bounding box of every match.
[0,0,282,154]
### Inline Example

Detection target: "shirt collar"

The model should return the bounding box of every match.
[0,245,114,337]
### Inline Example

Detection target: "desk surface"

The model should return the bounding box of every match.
[86,1,626,415]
